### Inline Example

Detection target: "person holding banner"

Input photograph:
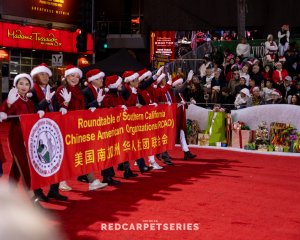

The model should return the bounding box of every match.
[103,74,138,179]
[82,68,121,186]
[0,73,45,205]
[156,71,197,160]
[137,68,163,170]
[55,65,108,191]
[29,63,68,202]
[122,70,152,174]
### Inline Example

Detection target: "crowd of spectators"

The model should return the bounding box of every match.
[179,25,300,110]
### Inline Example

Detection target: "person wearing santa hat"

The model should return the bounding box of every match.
[30,63,68,202]
[136,68,164,170]
[270,89,283,104]
[156,70,197,160]
[0,73,45,206]
[102,74,138,179]
[55,65,108,191]
[121,70,152,174]
[272,61,289,85]
[82,68,121,185]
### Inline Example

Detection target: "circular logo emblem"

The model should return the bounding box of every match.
[28,118,64,177]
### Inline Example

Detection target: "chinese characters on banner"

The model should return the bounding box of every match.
[19,104,176,189]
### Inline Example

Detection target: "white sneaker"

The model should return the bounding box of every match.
[59,181,72,191]
[151,161,163,170]
[89,179,108,191]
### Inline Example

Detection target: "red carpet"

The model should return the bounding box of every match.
[1,123,300,239]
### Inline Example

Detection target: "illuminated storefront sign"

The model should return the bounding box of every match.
[2,0,80,24]
[0,22,92,54]
[0,49,9,61]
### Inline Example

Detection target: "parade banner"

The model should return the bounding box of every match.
[19,104,176,189]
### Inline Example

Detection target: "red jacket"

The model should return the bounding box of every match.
[272,69,289,84]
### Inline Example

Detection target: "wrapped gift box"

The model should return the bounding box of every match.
[231,129,256,149]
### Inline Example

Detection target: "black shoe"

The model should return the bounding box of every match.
[34,189,49,202]
[124,169,138,179]
[47,190,68,201]
[155,154,162,160]
[184,151,197,160]
[163,160,174,165]
[140,166,151,173]
[103,177,121,186]
[117,164,124,171]
[77,175,89,183]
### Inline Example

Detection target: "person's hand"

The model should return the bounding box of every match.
[89,107,96,112]
[156,66,164,76]
[37,110,45,118]
[0,112,8,122]
[190,99,196,105]
[167,73,172,85]
[121,105,128,111]
[149,102,158,107]
[59,108,67,115]
[59,88,72,103]
[131,87,137,94]
[7,88,20,105]
[97,89,105,105]
[136,103,142,108]
[167,101,172,106]
[187,70,194,83]
[45,85,55,102]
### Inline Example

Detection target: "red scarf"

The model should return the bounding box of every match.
[66,85,85,110]
[87,83,98,100]
[34,82,49,111]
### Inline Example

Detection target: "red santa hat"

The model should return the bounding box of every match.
[30,63,52,77]
[13,73,34,89]
[172,76,183,87]
[122,71,139,83]
[64,65,83,78]
[271,89,282,97]
[156,73,166,85]
[279,56,286,62]
[138,68,152,82]
[86,69,105,82]
[252,86,260,92]
[105,75,123,89]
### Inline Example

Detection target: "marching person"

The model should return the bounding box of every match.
[30,63,68,201]
[55,65,107,191]
[82,68,121,185]
[102,74,138,179]
[156,70,197,160]
[0,73,45,205]
[121,70,152,173]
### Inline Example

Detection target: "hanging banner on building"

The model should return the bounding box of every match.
[150,31,175,64]
[19,104,176,189]
[0,22,93,54]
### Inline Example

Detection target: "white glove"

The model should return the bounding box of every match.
[167,101,172,106]
[37,110,45,118]
[59,88,72,103]
[149,102,158,107]
[7,88,20,105]
[89,107,96,112]
[59,108,67,115]
[167,73,172,85]
[156,66,164,76]
[97,89,105,105]
[187,70,194,83]
[190,99,196,105]
[131,87,137,94]
[0,112,8,122]
[45,85,55,102]
[121,105,128,111]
